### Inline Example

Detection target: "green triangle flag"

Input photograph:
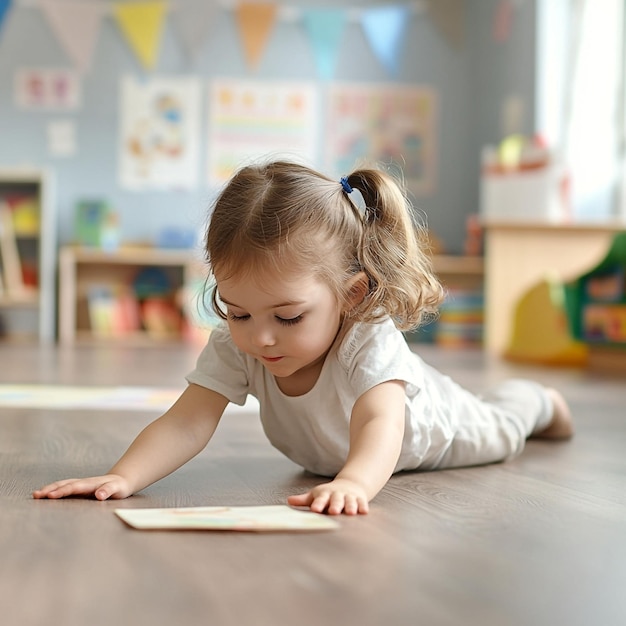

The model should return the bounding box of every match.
[302,9,347,80]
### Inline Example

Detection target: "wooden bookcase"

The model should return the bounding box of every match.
[58,245,206,345]
[57,248,484,347]
[0,168,56,343]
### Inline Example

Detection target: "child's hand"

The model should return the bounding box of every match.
[32,475,133,501]
[287,478,369,515]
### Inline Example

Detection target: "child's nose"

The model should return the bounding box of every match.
[250,324,276,347]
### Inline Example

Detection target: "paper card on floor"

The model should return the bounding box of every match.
[115,505,339,532]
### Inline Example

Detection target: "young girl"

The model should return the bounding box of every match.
[33,160,573,515]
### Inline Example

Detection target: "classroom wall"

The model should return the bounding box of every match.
[0,0,537,255]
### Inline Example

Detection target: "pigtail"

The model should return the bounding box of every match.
[346,169,444,330]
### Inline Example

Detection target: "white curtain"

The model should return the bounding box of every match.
[537,0,624,221]
[566,0,623,220]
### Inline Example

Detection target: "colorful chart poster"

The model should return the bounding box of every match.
[119,76,201,190]
[207,80,319,185]
[325,83,438,195]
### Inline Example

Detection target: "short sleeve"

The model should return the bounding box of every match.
[337,319,422,400]
[185,324,250,406]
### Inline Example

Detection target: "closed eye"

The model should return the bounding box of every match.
[228,312,249,322]
[276,315,303,326]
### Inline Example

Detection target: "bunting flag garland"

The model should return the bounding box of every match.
[0,0,12,40]
[113,1,168,71]
[493,0,513,43]
[38,0,106,74]
[302,8,347,80]
[360,5,410,77]
[171,0,217,63]
[235,2,277,70]
[2,1,458,78]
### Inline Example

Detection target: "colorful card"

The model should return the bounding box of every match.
[115,505,340,532]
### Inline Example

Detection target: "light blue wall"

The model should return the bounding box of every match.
[0,0,537,254]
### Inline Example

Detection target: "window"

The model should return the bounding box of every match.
[536,0,624,221]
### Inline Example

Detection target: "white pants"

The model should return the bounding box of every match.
[434,379,553,469]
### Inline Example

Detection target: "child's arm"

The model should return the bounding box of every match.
[287,380,405,515]
[32,384,228,500]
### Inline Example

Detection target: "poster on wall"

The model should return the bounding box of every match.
[325,83,437,195]
[47,120,77,157]
[14,69,81,110]
[119,76,201,190]
[207,80,319,185]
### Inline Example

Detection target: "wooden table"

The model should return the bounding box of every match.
[483,220,626,354]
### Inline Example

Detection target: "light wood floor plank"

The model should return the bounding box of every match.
[1,343,625,626]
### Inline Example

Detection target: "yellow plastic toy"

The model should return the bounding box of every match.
[506,276,587,366]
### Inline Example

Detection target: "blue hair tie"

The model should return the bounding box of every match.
[340,176,353,194]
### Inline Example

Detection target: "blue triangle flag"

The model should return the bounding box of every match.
[302,8,347,80]
[361,5,410,76]
[0,0,12,39]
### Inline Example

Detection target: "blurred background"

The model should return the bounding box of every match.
[0,0,624,362]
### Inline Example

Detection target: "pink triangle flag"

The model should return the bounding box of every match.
[360,4,410,76]
[38,0,105,74]
[302,8,347,80]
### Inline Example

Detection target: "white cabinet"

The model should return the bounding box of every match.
[0,168,56,343]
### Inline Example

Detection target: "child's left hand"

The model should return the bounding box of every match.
[287,478,369,515]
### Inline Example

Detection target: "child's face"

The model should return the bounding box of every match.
[216,270,344,383]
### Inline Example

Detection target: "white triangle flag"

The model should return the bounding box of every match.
[172,0,217,63]
[38,0,105,74]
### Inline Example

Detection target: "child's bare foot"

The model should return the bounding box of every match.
[533,388,574,439]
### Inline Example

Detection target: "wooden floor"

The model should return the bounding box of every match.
[1,341,625,626]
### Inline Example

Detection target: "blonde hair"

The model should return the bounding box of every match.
[205,160,444,330]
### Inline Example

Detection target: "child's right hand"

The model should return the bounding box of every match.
[32,475,133,501]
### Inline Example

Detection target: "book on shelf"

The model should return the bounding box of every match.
[87,286,185,340]
[3,193,40,236]
[87,286,142,337]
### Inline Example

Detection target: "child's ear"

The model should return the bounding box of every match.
[345,271,369,310]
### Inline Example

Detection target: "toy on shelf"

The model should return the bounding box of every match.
[480,134,569,223]
[565,232,626,348]
[75,199,120,250]
[5,194,40,236]
[506,277,587,366]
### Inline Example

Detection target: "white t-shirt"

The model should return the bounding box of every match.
[186,317,475,477]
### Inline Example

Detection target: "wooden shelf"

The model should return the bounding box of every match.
[64,245,198,266]
[0,168,56,343]
[0,291,39,308]
[432,254,483,276]
[431,254,484,293]
[58,245,205,346]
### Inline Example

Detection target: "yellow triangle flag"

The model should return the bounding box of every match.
[235,2,277,70]
[113,1,167,71]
